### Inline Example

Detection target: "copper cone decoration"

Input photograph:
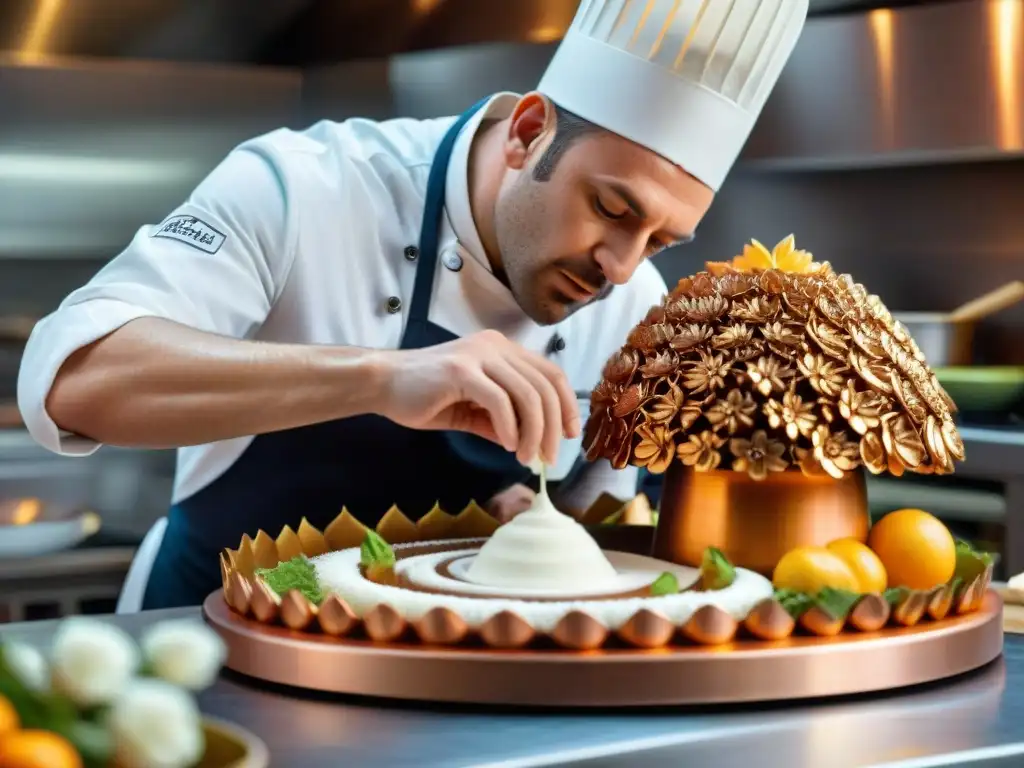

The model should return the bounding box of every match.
[585,236,965,480]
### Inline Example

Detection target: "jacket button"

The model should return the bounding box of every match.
[547,334,566,354]
[386,296,402,314]
[404,245,419,261]
[442,250,463,272]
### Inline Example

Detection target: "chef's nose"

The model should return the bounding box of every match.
[594,241,643,286]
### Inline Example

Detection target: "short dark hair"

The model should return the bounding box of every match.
[532,102,604,182]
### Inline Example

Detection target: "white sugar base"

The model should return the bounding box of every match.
[310,541,773,634]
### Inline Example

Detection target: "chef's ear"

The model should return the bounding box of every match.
[504,93,556,170]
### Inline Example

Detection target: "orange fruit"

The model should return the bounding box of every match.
[0,695,19,738]
[0,730,82,768]
[772,546,860,594]
[827,538,888,594]
[868,509,956,591]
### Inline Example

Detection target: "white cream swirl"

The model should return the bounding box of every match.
[464,474,619,591]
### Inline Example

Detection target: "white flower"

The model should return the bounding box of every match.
[141,619,226,691]
[108,679,204,768]
[2,642,48,691]
[51,618,140,706]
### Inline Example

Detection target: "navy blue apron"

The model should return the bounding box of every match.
[142,100,536,610]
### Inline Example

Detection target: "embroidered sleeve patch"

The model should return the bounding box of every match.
[151,215,226,254]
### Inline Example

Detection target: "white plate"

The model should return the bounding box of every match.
[0,498,100,558]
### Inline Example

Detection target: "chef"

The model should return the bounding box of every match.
[17,0,808,609]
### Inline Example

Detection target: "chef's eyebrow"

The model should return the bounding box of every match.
[606,182,694,244]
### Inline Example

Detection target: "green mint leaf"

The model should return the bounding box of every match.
[650,572,680,596]
[883,587,908,606]
[360,530,395,569]
[256,555,324,605]
[699,547,736,591]
[774,588,814,619]
[814,587,861,621]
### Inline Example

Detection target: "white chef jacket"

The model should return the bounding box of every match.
[17,93,667,507]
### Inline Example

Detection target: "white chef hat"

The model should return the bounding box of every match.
[537,0,809,191]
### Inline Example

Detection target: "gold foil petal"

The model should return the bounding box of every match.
[681,605,738,645]
[296,518,329,557]
[927,583,955,621]
[280,590,317,631]
[617,608,676,648]
[324,508,370,552]
[956,576,987,614]
[275,525,304,563]
[318,594,358,636]
[479,611,535,649]
[848,594,890,632]
[252,530,279,570]
[552,611,609,650]
[363,604,407,642]
[892,590,929,626]
[413,607,469,645]
[743,598,796,640]
[250,579,282,624]
[219,551,232,592]
[233,535,256,579]
[449,502,501,538]
[376,505,419,544]
[225,572,253,616]
[416,504,456,540]
[798,606,845,636]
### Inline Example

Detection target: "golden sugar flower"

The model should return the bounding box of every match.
[794,446,827,478]
[881,412,928,469]
[730,430,788,481]
[706,389,757,434]
[602,348,640,383]
[746,356,795,397]
[860,431,887,475]
[676,430,724,472]
[669,323,714,352]
[713,324,754,350]
[638,350,678,379]
[760,321,802,350]
[730,235,815,274]
[764,391,817,440]
[683,351,732,394]
[838,380,888,435]
[730,296,781,324]
[646,383,685,424]
[797,352,847,398]
[633,423,677,474]
[807,315,849,358]
[811,425,861,480]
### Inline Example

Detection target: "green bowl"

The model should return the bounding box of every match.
[934,366,1024,412]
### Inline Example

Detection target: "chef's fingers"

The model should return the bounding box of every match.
[505,354,563,465]
[482,359,544,464]
[511,347,580,439]
[459,372,519,453]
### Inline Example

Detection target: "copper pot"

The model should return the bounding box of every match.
[652,464,870,575]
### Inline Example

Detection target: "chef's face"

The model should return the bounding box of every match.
[493,93,715,325]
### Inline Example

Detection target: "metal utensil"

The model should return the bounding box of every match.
[894,280,1024,367]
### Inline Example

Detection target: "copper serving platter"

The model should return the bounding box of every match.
[206,508,1003,705]
[204,591,1003,706]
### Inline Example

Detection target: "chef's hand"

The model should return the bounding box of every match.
[485,483,536,524]
[377,330,580,464]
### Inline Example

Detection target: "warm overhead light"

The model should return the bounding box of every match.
[989,0,1023,150]
[20,0,63,62]
[411,0,444,13]
[528,26,564,43]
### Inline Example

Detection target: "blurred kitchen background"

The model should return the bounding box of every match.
[0,0,1022,621]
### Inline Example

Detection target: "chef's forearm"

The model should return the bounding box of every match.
[45,317,390,448]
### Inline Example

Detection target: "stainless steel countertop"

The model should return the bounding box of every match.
[1,608,1023,767]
